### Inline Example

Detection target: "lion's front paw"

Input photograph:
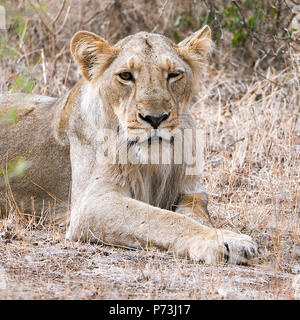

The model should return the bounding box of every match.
[186,229,258,265]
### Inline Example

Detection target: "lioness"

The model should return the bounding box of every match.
[0,26,258,264]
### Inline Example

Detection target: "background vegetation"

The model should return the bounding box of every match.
[1,0,299,95]
[0,0,299,300]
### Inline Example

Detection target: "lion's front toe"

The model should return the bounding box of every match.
[186,229,258,265]
[220,231,258,265]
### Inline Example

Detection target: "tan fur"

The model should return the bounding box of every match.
[0,27,258,264]
[175,193,211,225]
[71,31,119,81]
[56,79,83,141]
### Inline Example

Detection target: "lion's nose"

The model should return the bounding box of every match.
[138,112,170,129]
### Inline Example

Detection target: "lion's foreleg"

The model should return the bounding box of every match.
[66,189,258,264]
[67,190,202,251]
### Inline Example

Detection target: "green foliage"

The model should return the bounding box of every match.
[174,11,197,32]
[10,74,35,93]
[10,11,26,37]
[172,30,180,42]
[0,34,17,60]
[0,107,18,126]
[247,15,256,29]
[172,0,294,58]
[223,2,248,46]
[38,1,50,15]
[8,157,27,178]
[1,2,36,94]
[0,157,27,183]
[232,29,247,47]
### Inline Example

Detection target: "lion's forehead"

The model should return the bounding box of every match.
[116,32,174,49]
[115,33,181,69]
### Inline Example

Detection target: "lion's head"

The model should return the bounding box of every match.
[70,27,212,164]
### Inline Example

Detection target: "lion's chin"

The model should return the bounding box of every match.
[127,137,174,165]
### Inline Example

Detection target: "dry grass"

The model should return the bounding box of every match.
[196,47,299,273]
[0,0,299,300]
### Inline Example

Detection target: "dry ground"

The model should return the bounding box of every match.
[0,0,299,300]
[0,226,298,300]
[0,55,299,299]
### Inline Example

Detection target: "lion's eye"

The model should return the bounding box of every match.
[167,71,183,80]
[118,72,134,81]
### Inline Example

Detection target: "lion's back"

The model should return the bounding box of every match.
[0,94,71,216]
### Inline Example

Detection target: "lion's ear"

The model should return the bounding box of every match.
[71,31,118,81]
[176,25,213,67]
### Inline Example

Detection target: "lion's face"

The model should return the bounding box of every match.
[102,33,194,150]
[71,27,212,162]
